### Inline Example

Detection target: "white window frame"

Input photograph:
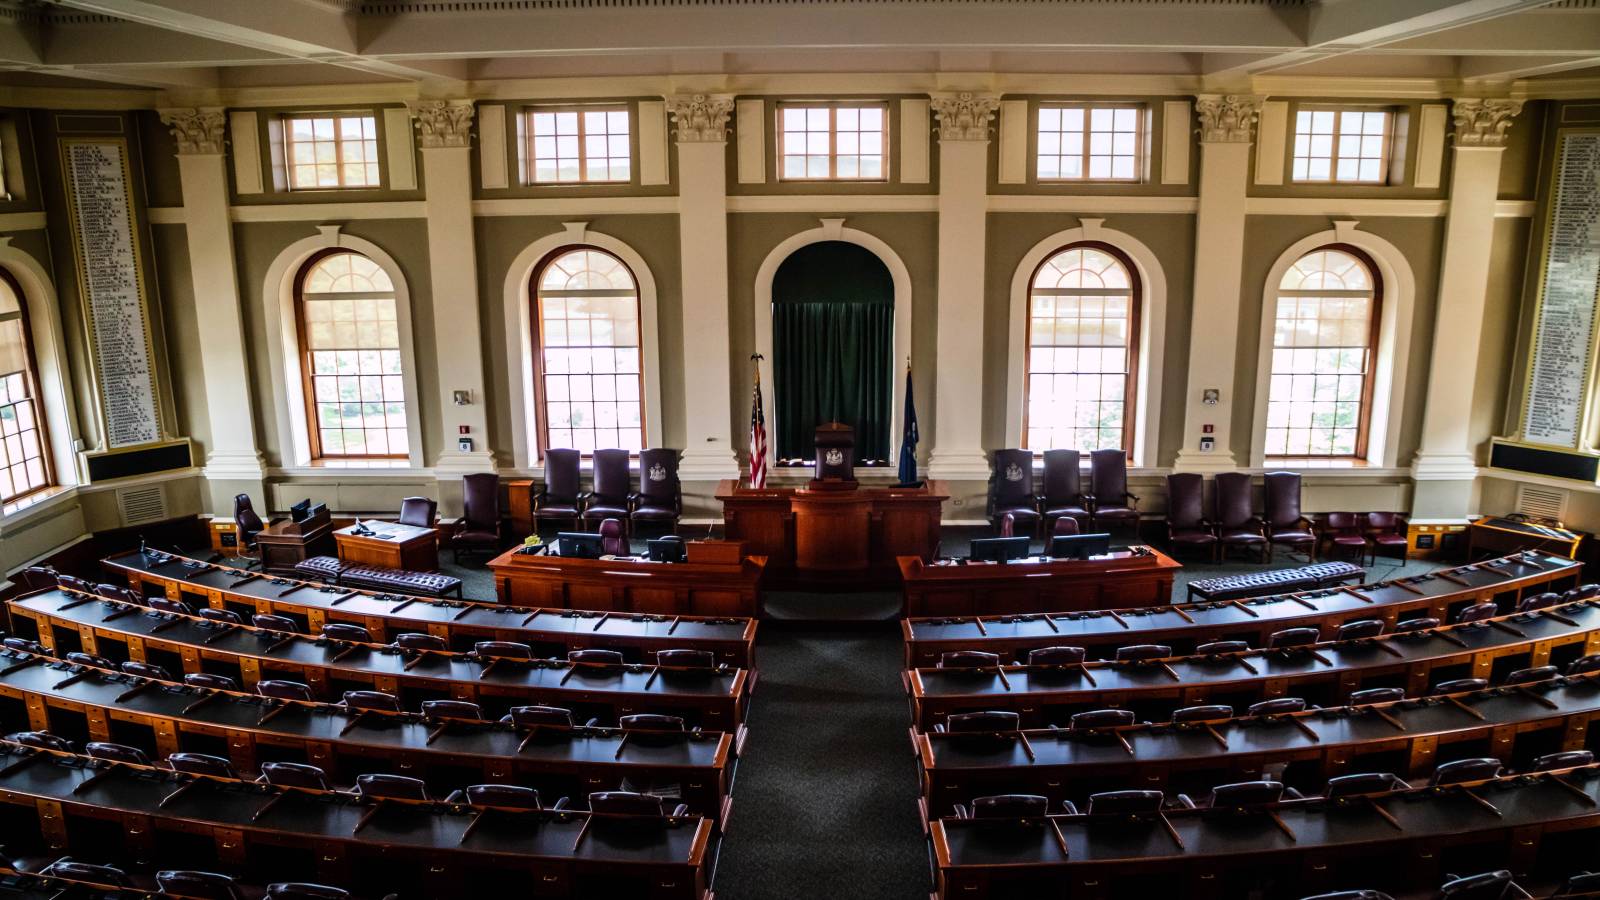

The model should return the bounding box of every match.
[1035,102,1147,183]
[1290,106,1395,185]
[280,113,382,192]
[517,105,633,185]
[776,102,890,182]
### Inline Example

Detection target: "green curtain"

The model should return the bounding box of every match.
[772,241,894,463]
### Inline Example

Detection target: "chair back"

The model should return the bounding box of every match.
[183,673,238,691]
[1053,516,1080,536]
[41,861,130,887]
[945,710,1021,733]
[357,773,430,801]
[474,641,533,660]
[619,713,686,731]
[393,632,447,651]
[1089,448,1128,501]
[256,680,314,701]
[1532,750,1594,771]
[120,660,171,681]
[1214,471,1255,528]
[85,742,150,765]
[1171,704,1233,724]
[267,885,351,900]
[543,449,581,502]
[421,700,485,721]
[990,449,1035,508]
[1349,687,1406,704]
[321,623,372,643]
[939,650,1001,669]
[591,448,631,506]
[569,648,624,665]
[1324,772,1403,798]
[462,472,501,531]
[1263,471,1303,528]
[657,649,715,669]
[1209,780,1284,807]
[1248,697,1307,716]
[465,783,543,809]
[7,731,71,751]
[1114,644,1170,662]
[1336,619,1385,641]
[1438,871,1517,900]
[1429,757,1502,786]
[1325,511,1359,533]
[234,494,264,538]
[253,613,300,633]
[599,518,627,555]
[1070,708,1135,730]
[397,496,436,528]
[1366,510,1401,532]
[972,794,1049,818]
[637,448,681,508]
[1166,472,1206,529]
[590,791,667,816]
[1027,646,1086,667]
[342,690,401,711]
[155,871,242,900]
[505,705,575,729]
[260,762,333,790]
[1040,449,1081,505]
[167,753,235,778]
[1085,790,1163,814]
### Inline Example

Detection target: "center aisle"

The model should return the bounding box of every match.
[715,623,928,899]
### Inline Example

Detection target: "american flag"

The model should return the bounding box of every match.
[749,365,768,489]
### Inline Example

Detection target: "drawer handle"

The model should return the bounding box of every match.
[542,876,559,883]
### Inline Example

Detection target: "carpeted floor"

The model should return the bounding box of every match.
[437,534,1447,899]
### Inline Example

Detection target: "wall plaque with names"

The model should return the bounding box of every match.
[1522,129,1600,449]
[60,138,162,450]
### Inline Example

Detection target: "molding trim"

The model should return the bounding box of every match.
[988,195,1198,214]
[158,107,227,155]
[727,195,937,213]
[472,197,678,216]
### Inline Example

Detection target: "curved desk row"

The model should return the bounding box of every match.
[918,670,1600,816]
[903,551,1584,667]
[0,741,714,900]
[0,648,735,823]
[898,547,1184,616]
[931,762,1600,900]
[103,551,757,670]
[908,598,1600,729]
[7,590,748,734]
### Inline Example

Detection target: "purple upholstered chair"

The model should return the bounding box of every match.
[1365,512,1410,566]
[1264,471,1316,562]
[1087,448,1138,535]
[598,518,628,556]
[534,448,583,532]
[582,448,633,530]
[1165,473,1217,562]
[397,496,437,529]
[988,449,1039,536]
[1053,516,1080,536]
[631,448,683,533]
[452,472,502,564]
[1214,471,1267,563]
[1322,512,1368,563]
[1040,449,1090,535]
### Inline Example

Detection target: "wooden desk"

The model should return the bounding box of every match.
[898,547,1183,617]
[102,550,758,668]
[716,479,946,586]
[918,672,1600,817]
[254,511,334,574]
[907,597,1600,730]
[901,552,1583,666]
[0,741,714,900]
[9,589,749,733]
[0,646,736,823]
[931,763,1600,899]
[1468,515,1583,559]
[334,520,439,571]
[488,545,766,618]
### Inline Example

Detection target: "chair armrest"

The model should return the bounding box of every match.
[1060,800,1080,815]
[1175,793,1196,810]
[583,717,601,727]
[670,803,690,817]
[1126,492,1141,504]
[953,804,971,819]
[552,796,570,810]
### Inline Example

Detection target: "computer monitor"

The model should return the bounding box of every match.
[289,499,311,522]
[1049,532,1112,560]
[968,536,1031,563]
[647,537,686,563]
[557,532,605,559]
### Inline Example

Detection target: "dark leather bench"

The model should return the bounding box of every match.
[1186,560,1365,602]
[294,556,463,598]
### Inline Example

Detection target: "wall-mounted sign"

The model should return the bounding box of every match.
[60,138,162,450]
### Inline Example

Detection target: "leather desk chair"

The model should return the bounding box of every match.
[54,574,93,593]
[1165,472,1218,561]
[1084,789,1164,815]
[357,773,431,801]
[1364,512,1410,566]
[939,650,1002,668]
[95,584,142,605]
[267,885,352,900]
[534,448,583,533]
[1191,780,1293,809]
[1454,602,1499,624]
[1114,644,1171,662]
[321,622,373,643]
[961,794,1050,819]
[120,660,172,681]
[1336,619,1386,641]
[631,448,683,534]
[17,566,58,591]
[1264,471,1316,562]
[657,649,715,669]
[1053,516,1081,536]
[502,705,579,729]
[184,672,238,691]
[598,517,628,555]
[260,761,334,790]
[1040,449,1090,536]
[1437,870,1524,900]
[1530,750,1593,772]
[7,731,71,752]
[1554,873,1600,898]
[167,752,236,778]
[1428,758,1503,786]
[1392,617,1441,634]
[1088,448,1139,535]
[1504,665,1558,685]
[197,608,242,626]
[147,596,192,616]
[1248,697,1308,716]
[39,860,131,887]
[65,651,115,670]
[1300,892,1395,900]
[2,637,45,655]
[987,449,1040,537]
[582,448,633,531]
[1070,709,1135,730]
[569,648,625,665]
[393,632,448,652]
[453,472,503,564]
[1518,592,1561,612]
[942,711,1021,734]
[421,700,486,721]
[1349,687,1406,704]
[1323,512,1369,563]
[234,494,265,566]
[85,742,149,765]
[1172,704,1233,723]
[1268,627,1321,648]
[156,871,243,900]
[1214,471,1267,562]
[1028,646,1086,667]
[464,783,548,810]
[1570,654,1600,675]
[342,690,402,712]
[253,613,300,633]
[619,714,686,731]
[1323,772,1405,799]
[257,680,315,701]
[1432,678,1489,695]
[590,790,688,817]
[474,640,534,661]
[397,496,437,529]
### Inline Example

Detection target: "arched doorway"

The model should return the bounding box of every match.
[772,241,894,464]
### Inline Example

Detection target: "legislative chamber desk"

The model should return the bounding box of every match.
[715,479,946,586]
[0,647,735,823]
[486,545,765,618]
[931,763,1600,899]
[908,597,1600,729]
[899,547,1183,617]
[7,590,748,733]
[104,550,757,669]
[334,520,440,572]
[0,742,714,900]
[918,670,1600,815]
[902,551,1583,666]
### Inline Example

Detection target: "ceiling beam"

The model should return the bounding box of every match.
[1459,53,1600,80]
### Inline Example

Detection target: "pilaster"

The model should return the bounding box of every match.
[1173,95,1263,473]
[927,92,999,481]
[159,107,265,513]
[668,93,740,480]
[408,99,495,477]
[1411,99,1523,518]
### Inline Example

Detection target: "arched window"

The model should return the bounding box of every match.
[532,247,644,455]
[296,251,408,459]
[1025,243,1140,454]
[0,270,51,503]
[1264,246,1381,459]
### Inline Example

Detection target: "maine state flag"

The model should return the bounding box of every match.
[897,363,920,487]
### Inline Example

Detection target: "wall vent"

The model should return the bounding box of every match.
[1515,484,1568,522]
[117,486,168,527]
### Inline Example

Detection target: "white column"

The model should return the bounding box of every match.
[409,100,495,476]
[1173,95,1264,473]
[668,94,740,480]
[927,92,1000,481]
[1412,99,1524,519]
[159,107,265,512]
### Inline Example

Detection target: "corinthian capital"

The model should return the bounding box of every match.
[1451,99,1524,147]
[158,107,227,155]
[1194,95,1264,143]
[931,92,1000,141]
[408,100,476,149]
[667,94,734,143]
